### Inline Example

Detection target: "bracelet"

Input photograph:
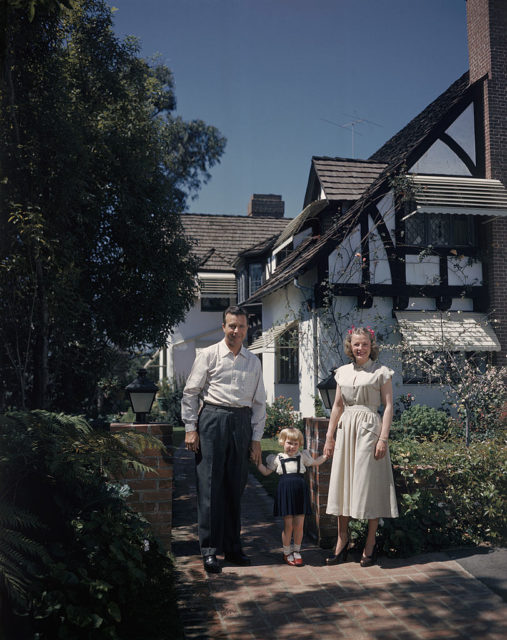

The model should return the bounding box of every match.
[378,437,388,443]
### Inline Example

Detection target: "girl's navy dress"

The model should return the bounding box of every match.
[267,452,313,517]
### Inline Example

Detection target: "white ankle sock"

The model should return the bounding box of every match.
[283,545,292,555]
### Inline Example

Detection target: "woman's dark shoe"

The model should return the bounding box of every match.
[360,543,378,567]
[325,541,349,565]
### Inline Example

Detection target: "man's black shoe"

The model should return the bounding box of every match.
[203,554,220,573]
[224,551,251,566]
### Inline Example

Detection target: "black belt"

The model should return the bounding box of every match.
[203,402,251,414]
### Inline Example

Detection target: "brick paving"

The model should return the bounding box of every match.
[171,444,507,640]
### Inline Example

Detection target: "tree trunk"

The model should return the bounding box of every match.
[32,258,49,408]
[465,404,470,447]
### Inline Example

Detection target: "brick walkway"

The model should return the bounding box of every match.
[171,444,507,640]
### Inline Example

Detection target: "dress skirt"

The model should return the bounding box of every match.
[274,473,312,517]
[326,406,398,520]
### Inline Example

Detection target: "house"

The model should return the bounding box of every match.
[244,0,507,415]
[157,194,289,381]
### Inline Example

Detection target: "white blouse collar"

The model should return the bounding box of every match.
[353,358,373,371]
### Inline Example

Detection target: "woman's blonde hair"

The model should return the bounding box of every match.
[278,427,304,447]
[344,326,380,361]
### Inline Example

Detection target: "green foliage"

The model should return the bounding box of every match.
[0,0,226,412]
[374,437,507,557]
[0,410,182,638]
[154,377,185,427]
[263,396,303,439]
[313,394,326,418]
[391,404,454,440]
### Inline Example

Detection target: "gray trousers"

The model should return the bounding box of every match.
[195,404,252,556]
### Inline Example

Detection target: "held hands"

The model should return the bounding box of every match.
[250,440,261,466]
[323,436,335,459]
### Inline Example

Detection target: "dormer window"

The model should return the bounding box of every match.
[249,263,263,296]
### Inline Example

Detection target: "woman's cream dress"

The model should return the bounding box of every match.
[326,359,399,519]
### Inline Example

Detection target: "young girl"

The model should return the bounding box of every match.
[257,427,328,566]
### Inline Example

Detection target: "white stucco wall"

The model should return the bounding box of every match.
[447,256,482,286]
[328,226,362,284]
[161,299,226,381]
[405,254,440,285]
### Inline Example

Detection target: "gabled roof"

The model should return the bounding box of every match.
[180,213,289,272]
[246,72,476,303]
[311,157,387,201]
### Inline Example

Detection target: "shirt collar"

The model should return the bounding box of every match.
[219,339,247,358]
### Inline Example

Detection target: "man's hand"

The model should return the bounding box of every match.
[250,440,261,465]
[185,430,199,453]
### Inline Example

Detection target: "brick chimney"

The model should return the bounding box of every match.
[247,194,285,218]
[467,0,507,360]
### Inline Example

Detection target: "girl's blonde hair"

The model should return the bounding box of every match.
[278,427,304,447]
[344,326,380,361]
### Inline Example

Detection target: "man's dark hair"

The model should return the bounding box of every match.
[223,305,248,323]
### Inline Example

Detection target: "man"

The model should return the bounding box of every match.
[181,305,266,573]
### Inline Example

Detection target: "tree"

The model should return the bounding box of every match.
[0,0,226,411]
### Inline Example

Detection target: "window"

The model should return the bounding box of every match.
[403,351,488,384]
[276,328,299,384]
[404,213,476,248]
[249,263,263,296]
[201,297,231,312]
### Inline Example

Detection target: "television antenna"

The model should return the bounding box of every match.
[320,113,382,158]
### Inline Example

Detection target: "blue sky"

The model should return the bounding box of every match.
[112,0,469,218]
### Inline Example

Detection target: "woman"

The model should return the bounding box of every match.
[323,326,398,566]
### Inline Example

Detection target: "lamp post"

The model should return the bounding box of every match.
[317,370,337,411]
[125,368,158,423]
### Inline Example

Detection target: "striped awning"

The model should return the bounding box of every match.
[248,321,297,354]
[395,311,501,352]
[198,272,237,296]
[409,175,507,217]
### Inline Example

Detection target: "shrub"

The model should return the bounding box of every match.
[0,411,182,639]
[263,396,303,438]
[154,377,185,426]
[374,436,507,557]
[391,404,454,440]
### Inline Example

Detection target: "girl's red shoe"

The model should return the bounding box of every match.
[283,553,296,566]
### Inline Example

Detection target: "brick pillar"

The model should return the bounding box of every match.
[304,417,336,548]
[467,0,507,361]
[110,422,173,549]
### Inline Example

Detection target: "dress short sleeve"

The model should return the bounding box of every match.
[377,365,394,386]
[301,450,315,467]
[265,454,278,471]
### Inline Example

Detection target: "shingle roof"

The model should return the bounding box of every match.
[312,157,387,200]
[180,213,289,272]
[247,72,476,303]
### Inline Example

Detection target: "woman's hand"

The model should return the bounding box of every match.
[323,436,335,458]
[374,439,388,460]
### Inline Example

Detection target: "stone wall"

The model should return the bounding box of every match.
[110,422,173,549]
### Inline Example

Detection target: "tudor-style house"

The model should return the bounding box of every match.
[244,0,507,416]
[157,194,288,381]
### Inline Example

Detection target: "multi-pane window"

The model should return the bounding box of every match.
[276,328,299,384]
[403,351,487,384]
[405,213,476,248]
[249,263,263,296]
